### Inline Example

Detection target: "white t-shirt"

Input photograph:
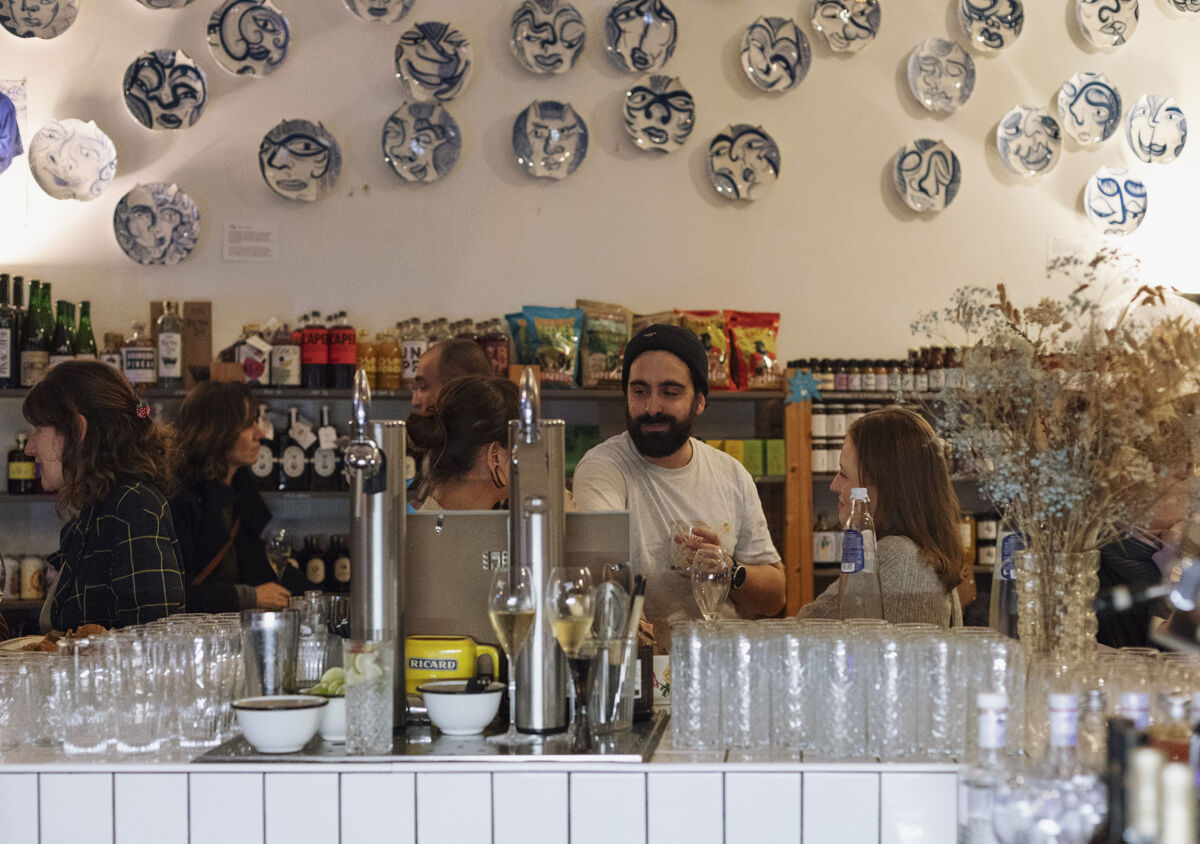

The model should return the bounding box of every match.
[572,432,780,624]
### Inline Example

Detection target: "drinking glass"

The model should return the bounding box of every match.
[487,564,537,747]
[669,519,712,572]
[546,566,595,753]
[345,638,395,755]
[691,546,731,623]
[57,635,114,755]
[265,529,292,579]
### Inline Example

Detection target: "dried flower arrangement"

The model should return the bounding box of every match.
[913,247,1200,560]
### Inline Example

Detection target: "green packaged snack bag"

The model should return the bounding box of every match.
[577,299,632,388]
[524,306,583,387]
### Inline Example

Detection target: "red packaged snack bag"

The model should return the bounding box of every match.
[728,311,782,390]
[677,310,734,391]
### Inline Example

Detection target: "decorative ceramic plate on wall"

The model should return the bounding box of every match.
[512,101,587,180]
[258,119,341,201]
[893,139,961,212]
[810,0,880,53]
[1057,72,1121,146]
[395,22,473,102]
[0,0,78,38]
[28,118,117,201]
[1168,0,1200,11]
[342,0,413,23]
[135,0,196,7]
[707,124,780,201]
[996,105,1062,177]
[1076,0,1138,47]
[624,75,694,153]
[957,0,1023,52]
[906,38,975,113]
[1084,165,1146,235]
[123,50,207,131]
[207,0,290,76]
[741,17,810,92]
[382,102,461,183]
[604,0,677,72]
[113,182,200,266]
[510,0,585,75]
[1126,94,1187,164]
[0,91,21,176]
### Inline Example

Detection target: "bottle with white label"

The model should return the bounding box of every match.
[959,693,1010,844]
[301,536,326,592]
[837,487,883,619]
[328,534,351,593]
[250,403,278,491]
[121,321,158,387]
[0,273,17,389]
[278,406,312,491]
[236,324,271,386]
[156,301,184,390]
[310,404,341,491]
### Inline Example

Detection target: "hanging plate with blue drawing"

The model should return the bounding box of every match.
[1168,0,1200,11]
[893,139,961,212]
[135,0,196,7]
[123,50,208,131]
[1126,94,1187,164]
[741,17,810,93]
[0,0,78,38]
[512,101,588,180]
[996,105,1062,177]
[707,124,781,201]
[623,75,695,153]
[342,0,413,23]
[1057,73,1121,146]
[28,119,117,202]
[810,0,880,53]
[957,0,1023,52]
[906,38,975,113]
[1084,166,1146,235]
[113,183,200,266]
[206,0,290,76]
[604,0,677,72]
[1076,0,1138,47]
[382,103,462,183]
[0,92,21,176]
[510,0,585,75]
[395,22,473,103]
[258,119,342,201]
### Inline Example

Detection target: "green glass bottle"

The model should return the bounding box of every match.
[49,300,76,369]
[19,280,50,387]
[74,301,97,359]
[0,273,16,389]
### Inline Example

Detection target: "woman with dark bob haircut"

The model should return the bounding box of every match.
[22,361,185,631]
[797,405,965,626]
[171,381,303,612]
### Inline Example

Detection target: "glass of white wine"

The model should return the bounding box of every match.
[487,563,537,747]
[546,566,595,753]
[691,546,731,623]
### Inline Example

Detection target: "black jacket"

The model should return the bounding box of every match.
[1097,535,1164,649]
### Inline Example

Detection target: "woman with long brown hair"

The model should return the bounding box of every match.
[797,405,965,625]
[171,381,303,612]
[22,361,185,631]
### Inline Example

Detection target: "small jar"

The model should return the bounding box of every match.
[810,405,829,438]
[846,361,863,392]
[827,406,847,438]
[811,439,828,474]
[887,360,902,394]
[826,439,843,473]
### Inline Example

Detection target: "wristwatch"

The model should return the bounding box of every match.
[730,561,747,590]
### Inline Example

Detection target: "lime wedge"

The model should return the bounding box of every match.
[346,651,384,684]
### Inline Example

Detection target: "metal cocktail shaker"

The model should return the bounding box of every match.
[510,370,568,734]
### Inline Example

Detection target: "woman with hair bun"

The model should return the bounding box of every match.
[22,361,185,631]
[407,375,521,511]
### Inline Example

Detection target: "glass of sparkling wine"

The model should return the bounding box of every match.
[546,566,596,753]
[691,546,731,623]
[487,564,537,747]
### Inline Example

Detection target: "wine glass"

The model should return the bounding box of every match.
[691,546,731,623]
[265,529,292,580]
[487,564,538,747]
[546,566,595,753]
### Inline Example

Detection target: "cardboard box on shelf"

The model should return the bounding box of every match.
[741,439,765,477]
[766,439,786,476]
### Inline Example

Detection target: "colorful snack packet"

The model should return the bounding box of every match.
[524,306,583,387]
[727,310,782,390]
[577,299,632,388]
[677,309,733,391]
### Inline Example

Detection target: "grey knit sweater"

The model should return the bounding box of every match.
[796,535,963,627]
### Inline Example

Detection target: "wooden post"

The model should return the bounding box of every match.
[783,369,814,614]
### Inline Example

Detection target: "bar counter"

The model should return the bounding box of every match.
[0,718,960,844]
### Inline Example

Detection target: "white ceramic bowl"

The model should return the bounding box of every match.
[232,695,327,753]
[318,695,346,743]
[418,680,504,736]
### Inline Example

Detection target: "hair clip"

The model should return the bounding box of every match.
[136,401,151,419]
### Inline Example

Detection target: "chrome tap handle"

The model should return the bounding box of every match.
[516,367,542,445]
[345,368,382,475]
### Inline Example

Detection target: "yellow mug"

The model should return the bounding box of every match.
[405,635,501,695]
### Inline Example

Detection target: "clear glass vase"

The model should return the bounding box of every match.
[1014,550,1100,663]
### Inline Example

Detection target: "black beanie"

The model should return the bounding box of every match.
[621,324,709,396]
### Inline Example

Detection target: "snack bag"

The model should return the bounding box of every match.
[728,310,782,390]
[677,309,733,391]
[524,306,583,387]
[577,299,632,388]
[632,310,678,336]
[505,312,536,365]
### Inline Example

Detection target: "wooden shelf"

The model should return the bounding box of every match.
[2,387,784,402]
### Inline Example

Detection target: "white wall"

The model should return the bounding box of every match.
[0,0,1197,359]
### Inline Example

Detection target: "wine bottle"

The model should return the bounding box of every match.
[249,403,278,491]
[73,301,97,359]
[48,300,75,369]
[0,273,16,388]
[328,534,351,594]
[278,406,313,491]
[8,433,36,494]
[19,280,50,387]
[310,403,341,491]
[121,321,158,387]
[156,301,184,390]
[301,536,326,593]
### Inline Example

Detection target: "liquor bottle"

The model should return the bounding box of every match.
[376,331,403,391]
[250,403,278,491]
[8,433,36,494]
[310,404,341,491]
[837,487,883,619]
[328,311,356,389]
[478,319,511,379]
[1116,691,1151,732]
[300,310,328,389]
[0,273,16,388]
[1149,693,1192,763]
[278,406,313,491]
[1078,689,1108,774]
[48,300,76,368]
[19,281,51,387]
[1124,746,1163,844]
[236,323,271,386]
[327,534,351,593]
[959,692,1010,844]
[269,322,301,387]
[989,528,1023,639]
[356,329,377,390]
[121,321,158,387]
[1160,762,1197,844]
[301,536,327,593]
[73,301,97,359]
[156,301,184,390]
[100,332,123,370]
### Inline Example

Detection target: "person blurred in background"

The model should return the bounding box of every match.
[22,361,184,631]
[171,381,304,612]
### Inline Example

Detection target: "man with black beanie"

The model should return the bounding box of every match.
[573,324,786,633]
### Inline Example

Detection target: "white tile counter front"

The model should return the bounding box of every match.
[0,759,959,844]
